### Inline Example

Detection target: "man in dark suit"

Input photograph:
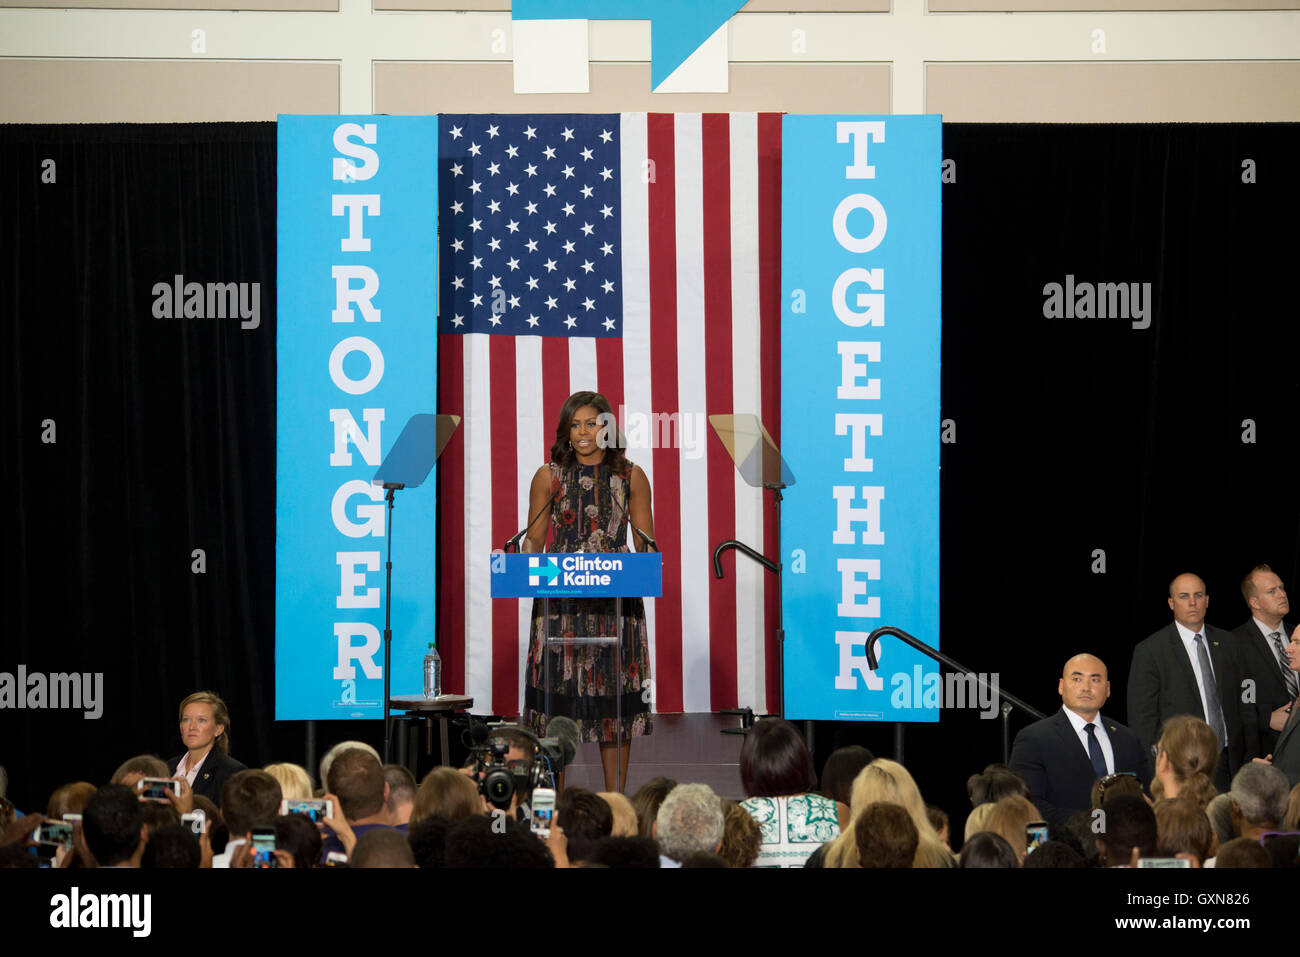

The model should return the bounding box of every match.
[1232,564,1298,754]
[1261,626,1300,788]
[1127,572,1260,791]
[1010,653,1149,830]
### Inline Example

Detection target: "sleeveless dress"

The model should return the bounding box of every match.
[523,460,653,744]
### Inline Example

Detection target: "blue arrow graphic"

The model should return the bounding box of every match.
[513,0,744,91]
[531,560,559,581]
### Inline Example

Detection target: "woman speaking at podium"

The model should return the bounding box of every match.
[521,391,654,792]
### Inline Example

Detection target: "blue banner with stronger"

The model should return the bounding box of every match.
[490,553,663,598]
[781,115,942,722]
[276,115,439,720]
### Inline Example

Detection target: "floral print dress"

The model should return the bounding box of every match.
[523,460,653,744]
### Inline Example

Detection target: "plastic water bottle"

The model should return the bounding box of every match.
[423,642,442,698]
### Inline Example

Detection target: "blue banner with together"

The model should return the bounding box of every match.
[276,116,439,720]
[780,115,942,722]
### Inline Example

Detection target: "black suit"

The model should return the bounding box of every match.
[1126,623,1260,785]
[168,750,247,807]
[1010,708,1150,830]
[1271,700,1300,788]
[1231,618,1296,755]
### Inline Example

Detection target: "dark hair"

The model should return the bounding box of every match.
[959,831,1020,868]
[1262,833,1300,869]
[109,755,170,785]
[740,718,817,798]
[1097,795,1158,865]
[556,787,614,864]
[141,825,200,869]
[1092,772,1144,810]
[967,766,1031,807]
[83,784,145,866]
[444,814,554,868]
[856,802,919,868]
[140,802,181,835]
[680,852,728,868]
[328,748,386,821]
[1154,796,1214,864]
[631,777,676,839]
[550,391,629,475]
[220,770,282,837]
[351,827,415,868]
[408,817,451,869]
[588,835,661,869]
[1215,836,1271,868]
[276,813,323,870]
[820,746,874,806]
[926,804,949,838]
[1022,840,1085,868]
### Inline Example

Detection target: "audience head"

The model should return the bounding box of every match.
[83,784,146,867]
[959,831,1019,868]
[47,781,97,820]
[739,718,817,798]
[140,802,181,835]
[855,802,919,868]
[1229,762,1289,831]
[1153,796,1214,866]
[655,783,724,863]
[1091,772,1143,810]
[263,763,314,802]
[556,787,614,865]
[967,765,1031,807]
[963,803,995,846]
[827,759,947,868]
[1022,840,1084,868]
[926,804,950,847]
[1205,793,1237,845]
[412,767,481,824]
[1262,833,1300,870]
[318,741,381,797]
[407,817,451,869]
[177,691,232,755]
[383,764,418,824]
[631,777,677,839]
[275,813,323,870]
[820,745,875,807]
[588,835,661,869]
[110,755,170,789]
[444,814,553,868]
[598,791,639,837]
[141,825,200,868]
[1096,795,1158,866]
[351,827,416,868]
[327,749,387,823]
[1285,783,1300,832]
[983,795,1042,863]
[718,799,762,869]
[1151,715,1219,808]
[221,770,282,838]
[1215,837,1271,868]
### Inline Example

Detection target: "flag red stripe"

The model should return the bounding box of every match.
[702,114,738,711]
[438,332,466,695]
[489,335,519,714]
[758,112,783,713]
[646,113,683,713]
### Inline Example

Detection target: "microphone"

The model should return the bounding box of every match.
[631,524,658,553]
[538,715,580,770]
[504,488,561,553]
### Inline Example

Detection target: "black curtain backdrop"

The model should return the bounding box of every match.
[1,122,1297,835]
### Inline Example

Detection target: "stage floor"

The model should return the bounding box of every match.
[561,712,746,798]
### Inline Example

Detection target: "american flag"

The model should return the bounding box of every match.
[437,113,783,719]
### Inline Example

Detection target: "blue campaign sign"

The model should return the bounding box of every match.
[490,553,663,598]
[276,116,439,720]
[780,115,942,723]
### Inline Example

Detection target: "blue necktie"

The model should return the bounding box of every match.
[1084,723,1108,780]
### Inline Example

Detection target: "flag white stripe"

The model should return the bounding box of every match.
[569,337,598,393]
[464,332,495,709]
[673,113,712,714]
[516,334,545,711]
[619,113,657,711]
[729,112,766,713]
